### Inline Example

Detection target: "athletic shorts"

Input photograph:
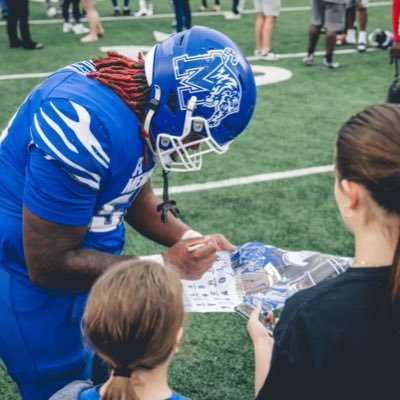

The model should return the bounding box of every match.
[254,0,281,17]
[346,0,368,8]
[311,0,346,32]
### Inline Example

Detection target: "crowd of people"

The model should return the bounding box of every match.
[0,1,400,400]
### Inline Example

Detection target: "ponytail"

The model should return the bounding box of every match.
[101,374,138,400]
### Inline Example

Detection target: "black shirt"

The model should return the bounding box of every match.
[256,267,400,400]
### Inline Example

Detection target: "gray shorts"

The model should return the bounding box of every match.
[311,0,346,31]
[254,0,281,17]
[346,0,368,8]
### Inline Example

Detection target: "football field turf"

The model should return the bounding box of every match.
[0,0,393,398]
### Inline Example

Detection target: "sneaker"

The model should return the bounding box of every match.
[80,33,98,43]
[224,11,240,20]
[357,42,367,52]
[323,58,340,69]
[47,6,57,17]
[73,23,89,34]
[303,54,314,66]
[24,41,44,50]
[135,9,148,16]
[198,5,207,11]
[113,8,120,16]
[254,49,262,57]
[262,51,280,61]
[336,33,346,46]
[213,4,221,11]
[123,8,131,15]
[63,22,74,33]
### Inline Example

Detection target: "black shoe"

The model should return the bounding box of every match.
[113,8,120,16]
[10,39,23,48]
[122,8,131,15]
[23,41,44,50]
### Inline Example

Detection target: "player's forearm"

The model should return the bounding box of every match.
[125,184,191,246]
[29,246,137,291]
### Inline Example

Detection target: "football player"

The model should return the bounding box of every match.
[0,26,256,400]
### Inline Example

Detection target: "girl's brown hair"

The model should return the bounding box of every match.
[83,260,185,400]
[336,103,400,317]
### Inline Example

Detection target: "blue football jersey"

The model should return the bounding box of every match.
[0,60,155,280]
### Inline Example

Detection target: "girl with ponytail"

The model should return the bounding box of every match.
[249,104,400,400]
[50,260,189,400]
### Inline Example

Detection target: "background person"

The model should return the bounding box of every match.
[6,0,43,49]
[0,26,256,400]
[303,0,347,68]
[248,103,400,399]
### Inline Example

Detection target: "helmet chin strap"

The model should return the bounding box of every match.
[156,169,180,224]
[143,84,161,156]
[144,85,181,223]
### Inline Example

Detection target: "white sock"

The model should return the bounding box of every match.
[346,29,356,42]
[358,31,367,43]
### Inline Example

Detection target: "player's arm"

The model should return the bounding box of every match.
[124,179,191,246]
[125,180,236,279]
[23,207,136,291]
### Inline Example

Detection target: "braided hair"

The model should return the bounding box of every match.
[87,51,150,123]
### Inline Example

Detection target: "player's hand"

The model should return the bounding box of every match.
[162,237,219,280]
[247,305,275,345]
[205,234,236,252]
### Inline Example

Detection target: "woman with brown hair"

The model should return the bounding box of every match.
[248,104,400,400]
[50,259,190,399]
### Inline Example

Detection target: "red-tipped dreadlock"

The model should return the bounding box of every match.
[87,51,150,123]
[87,51,151,166]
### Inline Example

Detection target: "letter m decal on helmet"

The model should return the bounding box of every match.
[173,48,242,128]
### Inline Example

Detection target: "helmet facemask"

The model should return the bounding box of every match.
[154,96,229,172]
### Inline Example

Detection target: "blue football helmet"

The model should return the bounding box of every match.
[144,26,256,172]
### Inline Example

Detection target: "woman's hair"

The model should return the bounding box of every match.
[83,260,185,400]
[335,103,400,311]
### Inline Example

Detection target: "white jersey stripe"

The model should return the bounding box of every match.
[33,114,101,188]
[41,106,78,153]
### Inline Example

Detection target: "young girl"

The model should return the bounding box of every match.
[248,104,400,399]
[50,260,190,400]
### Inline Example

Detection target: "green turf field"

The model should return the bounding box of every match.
[0,0,394,398]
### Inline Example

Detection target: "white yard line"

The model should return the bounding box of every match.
[153,165,334,195]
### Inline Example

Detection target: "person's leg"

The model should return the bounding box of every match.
[183,0,191,29]
[308,24,320,54]
[304,0,323,64]
[18,0,36,48]
[173,0,183,32]
[72,0,81,22]
[345,4,356,43]
[232,0,240,13]
[255,12,265,54]
[6,0,21,46]
[356,2,368,50]
[62,0,70,21]
[80,0,100,41]
[324,2,345,67]
[261,16,277,53]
